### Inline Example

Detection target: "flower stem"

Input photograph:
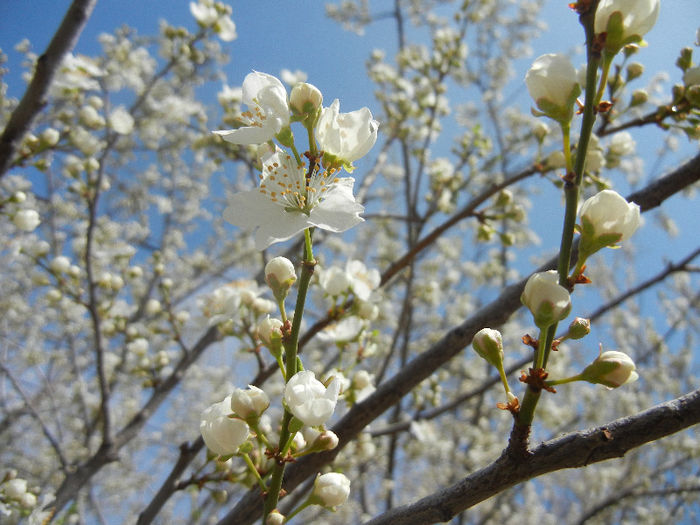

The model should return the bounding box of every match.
[516,6,601,429]
[546,373,584,387]
[263,229,316,520]
[285,500,313,522]
[242,453,268,492]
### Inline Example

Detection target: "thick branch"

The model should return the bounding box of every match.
[363,388,700,525]
[0,0,97,178]
[216,153,700,525]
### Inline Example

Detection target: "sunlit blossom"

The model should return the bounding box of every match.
[223,148,364,249]
[214,72,289,145]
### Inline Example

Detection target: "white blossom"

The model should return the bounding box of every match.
[579,189,641,252]
[109,106,135,135]
[284,371,341,426]
[214,72,289,145]
[345,259,380,301]
[317,99,379,170]
[223,148,364,250]
[525,54,579,121]
[230,385,270,419]
[13,209,40,232]
[200,395,249,456]
[595,0,660,44]
[310,472,351,508]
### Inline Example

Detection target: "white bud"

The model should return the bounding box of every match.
[579,190,641,259]
[471,328,504,368]
[521,271,571,328]
[257,316,283,345]
[50,256,72,274]
[309,472,351,508]
[581,349,639,388]
[230,385,270,419]
[265,256,296,302]
[13,209,41,232]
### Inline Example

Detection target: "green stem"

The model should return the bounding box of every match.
[594,53,614,107]
[285,500,313,522]
[516,5,601,429]
[242,453,268,492]
[561,123,573,174]
[546,373,584,387]
[306,123,318,157]
[290,142,302,166]
[262,229,316,521]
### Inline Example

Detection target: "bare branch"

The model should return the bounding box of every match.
[0,0,97,178]
[363,388,700,525]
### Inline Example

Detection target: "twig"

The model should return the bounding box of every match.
[0,0,97,178]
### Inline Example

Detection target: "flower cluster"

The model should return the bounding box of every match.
[215,71,378,249]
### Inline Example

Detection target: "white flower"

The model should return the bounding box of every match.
[215,14,237,42]
[581,350,639,388]
[595,0,660,50]
[214,72,289,145]
[200,395,249,456]
[525,54,580,123]
[579,190,641,257]
[198,284,241,326]
[223,148,364,250]
[317,317,364,343]
[190,0,237,41]
[53,54,104,92]
[284,370,341,426]
[49,256,71,274]
[472,328,504,369]
[3,478,28,499]
[109,106,134,135]
[317,99,379,171]
[608,131,636,157]
[351,370,376,402]
[190,0,218,25]
[521,270,571,328]
[310,472,351,509]
[13,209,40,232]
[345,260,380,301]
[320,266,353,296]
[19,492,37,509]
[127,338,149,356]
[230,385,270,419]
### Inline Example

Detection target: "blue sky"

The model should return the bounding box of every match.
[1,0,698,321]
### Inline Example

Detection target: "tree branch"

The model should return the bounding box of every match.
[363,388,700,525]
[0,0,97,178]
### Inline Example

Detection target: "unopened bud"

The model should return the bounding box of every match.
[265,510,285,525]
[265,256,296,302]
[289,82,323,124]
[625,62,644,82]
[567,317,591,340]
[231,385,270,420]
[580,349,638,388]
[472,328,504,369]
[629,89,648,107]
